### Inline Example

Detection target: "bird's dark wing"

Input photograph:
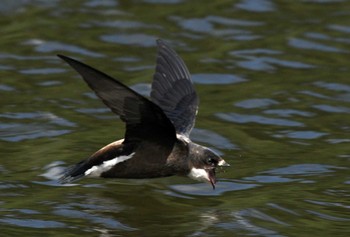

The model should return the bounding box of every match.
[58,55,176,144]
[151,39,199,137]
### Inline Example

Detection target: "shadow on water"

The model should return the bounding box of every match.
[0,0,350,236]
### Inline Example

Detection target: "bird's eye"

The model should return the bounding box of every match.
[207,158,216,166]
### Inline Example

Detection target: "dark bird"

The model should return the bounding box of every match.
[58,39,229,189]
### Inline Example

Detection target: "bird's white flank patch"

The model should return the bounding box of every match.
[85,152,135,177]
[188,167,209,182]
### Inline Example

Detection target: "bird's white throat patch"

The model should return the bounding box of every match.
[85,152,135,177]
[188,167,209,182]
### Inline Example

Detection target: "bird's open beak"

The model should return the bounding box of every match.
[207,168,216,189]
[207,159,230,189]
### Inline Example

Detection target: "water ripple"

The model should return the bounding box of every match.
[91,20,161,29]
[37,80,63,87]
[262,164,342,176]
[305,32,350,44]
[327,138,350,144]
[216,112,304,127]
[170,16,262,39]
[306,210,350,222]
[230,48,314,71]
[53,203,135,231]
[328,24,350,33]
[0,218,66,228]
[235,98,279,109]
[272,130,328,140]
[0,84,15,91]
[305,199,350,209]
[312,104,350,113]
[0,123,71,142]
[314,81,350,92]
[54,208,133,230]
[101,33,157,47]
[143,0,183,4]
[231,209,284,236]
[84,0,118,7]
[0,112,76,127]
[0,112,75,142]
[235,0,276,12]
[192,73,246,85]
[289,38,346,53]
[19,68,66,75]
[191,128,238,150]
[206,16,263,27]
[0,53,54,61]
[170,181,258,196]
[23,39,104,57]
[243,175,299,183]
[0,182,28,190]
[299,90,330,99]
[264,109,315,117]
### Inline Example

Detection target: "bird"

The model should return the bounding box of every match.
[58,39,229,189]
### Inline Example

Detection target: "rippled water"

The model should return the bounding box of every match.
[1,1,349,236]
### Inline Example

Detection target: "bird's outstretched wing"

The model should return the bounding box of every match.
[58,55,176,144]
[151,39,199,137]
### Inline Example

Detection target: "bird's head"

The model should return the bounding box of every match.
[188,143,230,189]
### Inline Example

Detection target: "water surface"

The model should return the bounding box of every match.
[0,0,349,236]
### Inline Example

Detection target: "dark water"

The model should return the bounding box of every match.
[1,0,349,236]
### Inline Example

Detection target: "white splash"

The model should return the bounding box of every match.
[85,152,135,177]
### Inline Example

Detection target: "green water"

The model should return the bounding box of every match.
[0,0,349,236]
